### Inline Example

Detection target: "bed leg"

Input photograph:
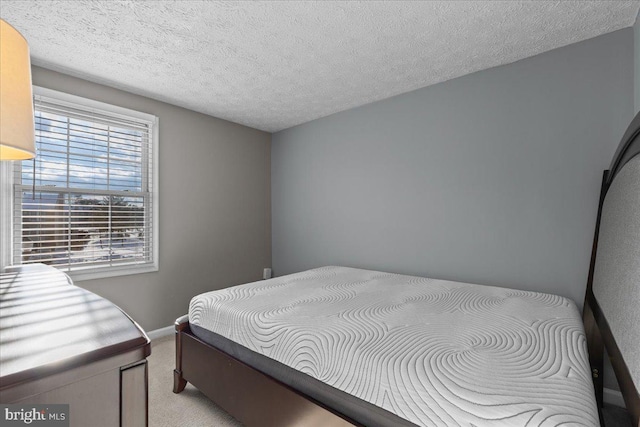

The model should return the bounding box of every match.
[173,315,189,394]
[583,300,604,411]
[173,370,187,394]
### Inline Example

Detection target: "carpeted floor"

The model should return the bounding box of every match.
[148,336,631,427]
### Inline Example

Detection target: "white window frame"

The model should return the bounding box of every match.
[1,86,159,281]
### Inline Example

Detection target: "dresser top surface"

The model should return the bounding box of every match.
[0,264,149,386]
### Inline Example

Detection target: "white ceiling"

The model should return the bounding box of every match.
[1,1,639,132]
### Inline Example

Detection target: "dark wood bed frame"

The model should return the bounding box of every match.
[174,112,640,427]
[582,111,640,427]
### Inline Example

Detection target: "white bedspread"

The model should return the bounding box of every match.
[189,266,598,427]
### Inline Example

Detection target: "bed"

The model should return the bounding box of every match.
[173,111,640,427]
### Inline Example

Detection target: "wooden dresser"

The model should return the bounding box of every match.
[0,264,151,426]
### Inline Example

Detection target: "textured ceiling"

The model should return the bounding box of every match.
[1,1,639,132]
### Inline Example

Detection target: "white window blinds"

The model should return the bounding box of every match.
[13,90,157,277]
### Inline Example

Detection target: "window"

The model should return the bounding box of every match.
[10,87,158,280]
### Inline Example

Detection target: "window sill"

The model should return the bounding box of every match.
[68,263,158,282]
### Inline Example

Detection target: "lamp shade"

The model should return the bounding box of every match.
[0,19,35,160]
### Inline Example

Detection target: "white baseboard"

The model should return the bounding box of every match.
[147,325,174,340]
[603,387,625,408]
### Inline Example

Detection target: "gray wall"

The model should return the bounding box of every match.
[31,66,271,331]
[272,29,633,309]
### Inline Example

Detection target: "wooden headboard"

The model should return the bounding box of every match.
[584,111,640,426]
